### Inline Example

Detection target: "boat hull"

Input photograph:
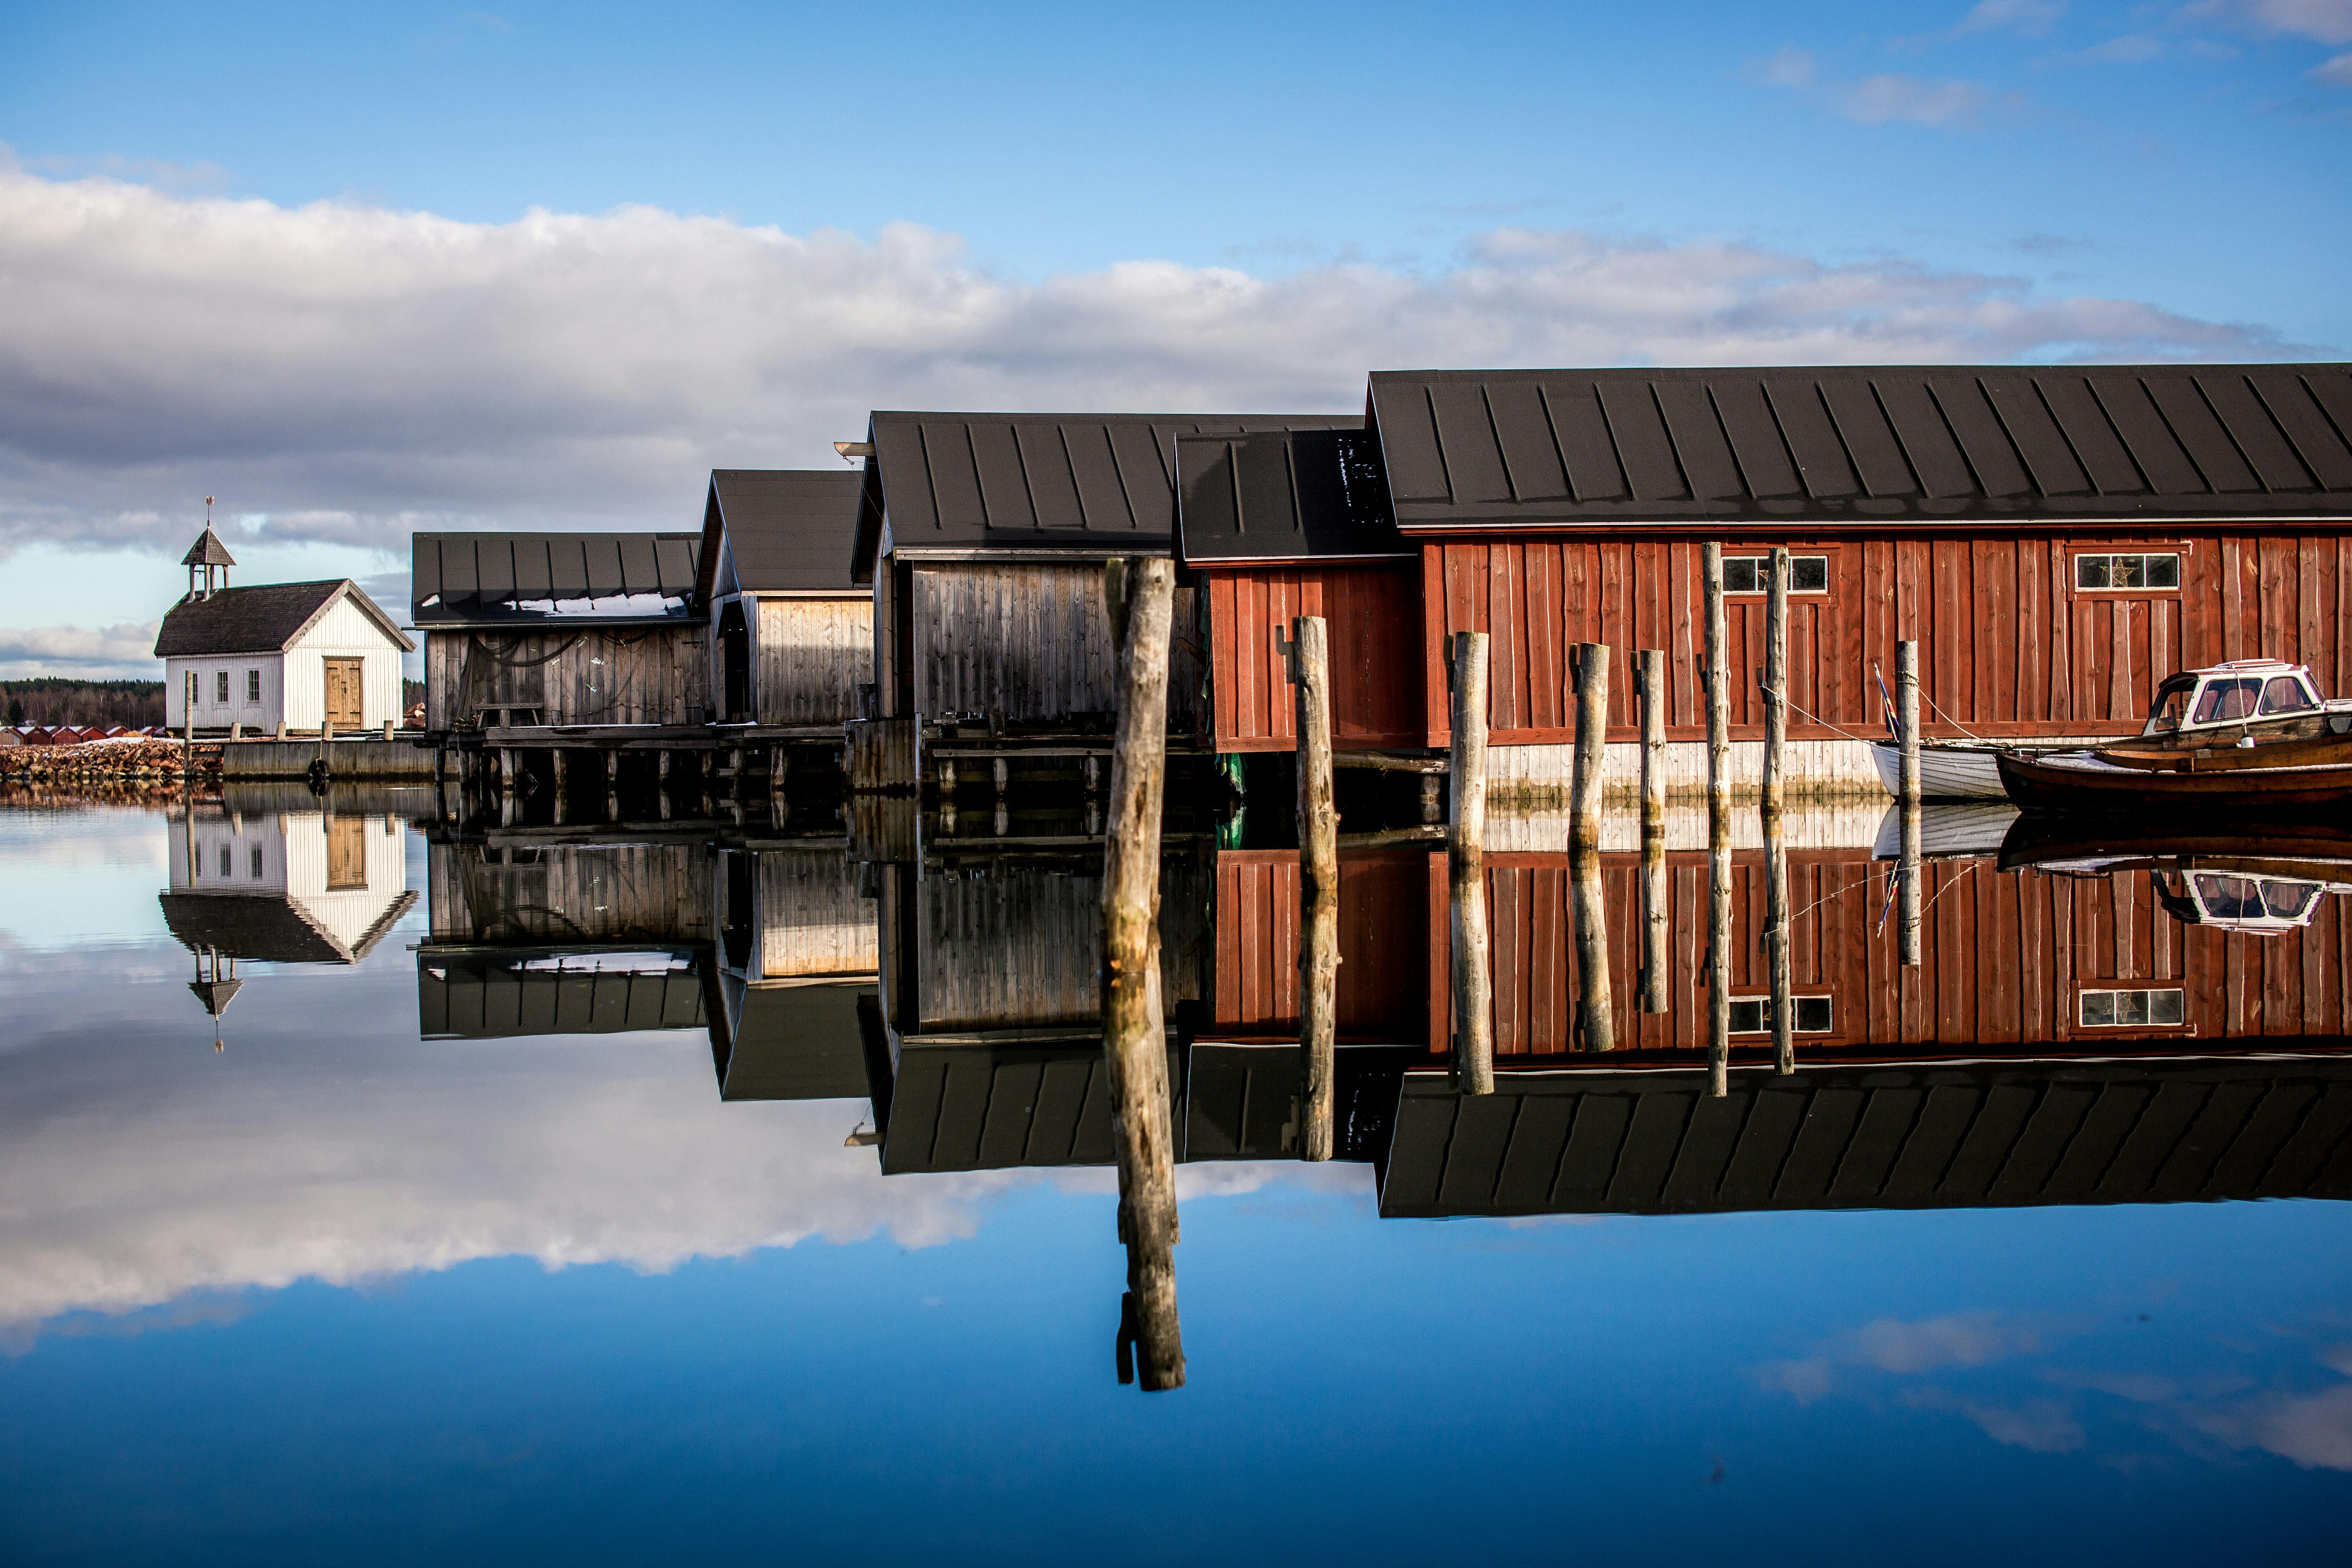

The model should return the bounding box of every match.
[1996,749,2352,814]
[1869,743,2010,801]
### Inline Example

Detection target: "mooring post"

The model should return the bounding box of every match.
[1897,638,1923,968]
[1763,546,1790,815]
[1571,842,1616,1052]
[1766,811,1795,1075]
[1569,642,1609,851]
[1703,544,1730,820]
[1637,648,1666,828]
[1707,794,1732,1097]
[1291,615,1340,1162]
[1448,631,1493,1095]
[1101,555,1184,1392]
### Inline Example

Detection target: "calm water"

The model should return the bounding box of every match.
[4,790,2350,1565]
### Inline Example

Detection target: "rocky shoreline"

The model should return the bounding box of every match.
[2,738,221,785]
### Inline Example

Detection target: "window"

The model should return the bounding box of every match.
[2260,675,2318,716]
[2193,678,2260,725]
[250,844,264,880]
[1723,555,1829,594]
[1729,996,1834,1033]
[217,844,232,877]
[2079,988,2186,1028]
[184,671,198,712]
[2193,873,2320,923]
[214,670,229,705]
[2075,552,2180,591]
[246,668,262,704]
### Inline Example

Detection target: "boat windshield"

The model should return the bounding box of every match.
[2263,881,2322,921]
[2193,874,2267,920]
[2192,678,2261,726]
[2144,675,2197,734]
[2260,675,2318,715]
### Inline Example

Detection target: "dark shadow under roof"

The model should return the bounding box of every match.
[1380,1056,2352,1218]
[700,469,865,597]
[852,410,1363,581]
[709,979,874,1101]
[154,580,413,657]
[1175,427,1405,565]
[417,948,708,1039]
[1367,363,2352,531]
[411,532,703,626]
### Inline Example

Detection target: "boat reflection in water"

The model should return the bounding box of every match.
[166,784,418,1046]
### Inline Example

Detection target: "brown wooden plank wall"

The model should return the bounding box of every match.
[753,598,873,726]
[424,625,712,730]
[1418,531,2352,746]
[1203,564,1423,751]
[909,564,1201,732]
[1421,850,2350,1058]
[1210,849,1430,1040]
[427,841,714,946]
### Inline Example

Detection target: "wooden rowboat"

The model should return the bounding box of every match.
[1996,742,2352,813]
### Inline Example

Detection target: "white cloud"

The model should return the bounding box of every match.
[1904,1389,2089,1452]
[2316,49,2352,80]
[0,620,161,674]
[0,157,2286,582]
[1850,1311,2043,1371]
[1840,73,2007,125]
[2183,0,2352,45]
[1959,0,2070,36]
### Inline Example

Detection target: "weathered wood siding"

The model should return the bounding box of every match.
[1420,531,2352,745]
[911,856,1209,1032]
[754,597,872,726]
[1211,849,1429,1040]
[423,624,711,730]
[1204,564,1423,751]
[757,847,876,978]
[427,842,714,946]
[1421,849,2352,1057]
[907,564,1200,732]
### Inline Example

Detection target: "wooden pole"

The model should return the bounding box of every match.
[1707,793,1732,1097]
[1292,615,1339,1162]
[1703,544,1730,820]
[1448,631,1493,1096]
[1897,638,1923,968]
[1762,546,1790,815]
[1766,810,1795,1075]
[1637,648,1666,827]
[1568,641,1608,851]
[1639,833,1669,1016]
[1100,555,1184,1392]
[1571,844,1615,1052]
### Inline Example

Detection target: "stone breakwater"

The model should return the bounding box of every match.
[2,738,219,784]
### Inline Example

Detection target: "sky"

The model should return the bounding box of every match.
[1,0,2347,678]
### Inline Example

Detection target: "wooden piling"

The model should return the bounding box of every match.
[1637,648,1666,826]
[1703,544,1730,820]
[1762,545,1790,815]
[1639,832,1669,1016]
[1568,641,1608,851]
[1766,811,1795,1075]
[1291,615,1339,1162]
[1707,795,1732,1096]
[1448,631,1493,1096]
[1571,844,1615,1051]
[1100,555,1184,1392]
[1897,638,1923,967]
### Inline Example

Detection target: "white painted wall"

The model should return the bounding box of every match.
[165,653,286,731]
[169,809,410,961]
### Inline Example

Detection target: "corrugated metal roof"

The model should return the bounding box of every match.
[154,580,413,657]
[710,979,874,1100]
[1379,1057,2352,1217]
[417,951,708,1040]
[700,469,864,597]
[1366,363,2352,530]
[164,889,417,965]
[1174,426,1409,565]
[851,410,1363,581]
[411,532,704,625]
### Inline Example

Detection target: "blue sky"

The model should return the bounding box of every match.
[1,0,2347,676]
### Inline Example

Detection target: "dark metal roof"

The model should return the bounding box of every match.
[709,979,873,1100]
[1379,1056,2352,1218]
[162,889,417,965]
[417,949,709,1039]
[699,469,866,598]
[1174,427,1406,565]
[1365,363,2352,531]
[851,410,1364,582]
[154,580,414,657]
[181,527,237,567]
[410,532,704,626]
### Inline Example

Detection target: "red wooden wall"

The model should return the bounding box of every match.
[1418,530,2352,746]
[1203,563,1423,751]
[1210,849,1429,1040]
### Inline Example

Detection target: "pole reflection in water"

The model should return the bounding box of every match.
[1707,797,1733,1098]
[1764,808,1795,1075]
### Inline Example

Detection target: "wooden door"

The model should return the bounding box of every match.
[325,658,364,730]
[326,815,366,890]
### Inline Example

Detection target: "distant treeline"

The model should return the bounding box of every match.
[5,679,165,729]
